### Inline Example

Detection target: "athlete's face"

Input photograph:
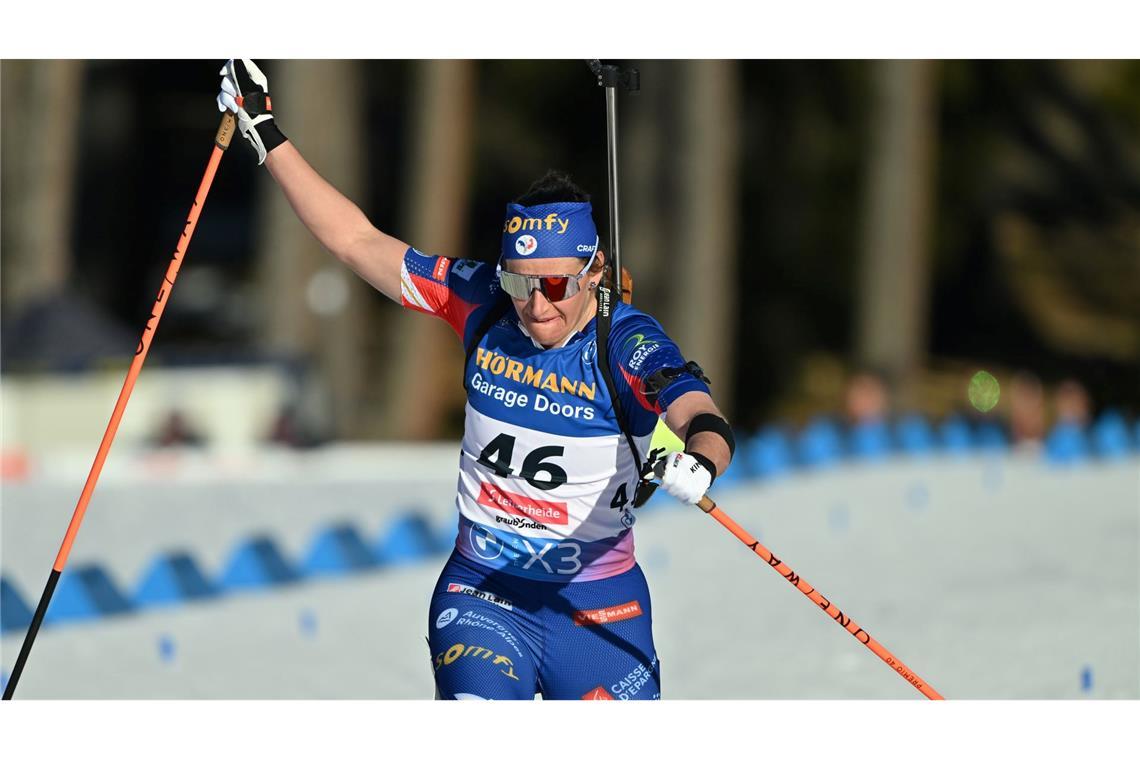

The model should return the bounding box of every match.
[505,254,605,349]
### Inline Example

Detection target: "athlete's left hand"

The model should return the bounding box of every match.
[659,451,713,505]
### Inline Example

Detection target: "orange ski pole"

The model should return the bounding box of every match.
[2,110,238,700]
[691,491,943,699]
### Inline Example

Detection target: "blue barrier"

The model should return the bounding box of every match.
[436,519,460,554]
[1045,422,1090,465]
[1091,411,1132,459]
[375,512,439,564]
[16,411,1136,630]
[44,565,133,623]
[939,415,973,453]
[1,577,34,633]
[895,415,935,455]
[301,523,377,577]
[744,427,794,478]
[219,536,299,591]
[975,422,1009,451]
[797,417,844,468]
[134,552,218,607]
[849,420,892,461]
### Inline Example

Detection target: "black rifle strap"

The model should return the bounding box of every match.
[595,277,659,507]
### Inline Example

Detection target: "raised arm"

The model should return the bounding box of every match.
[218,58,408,303]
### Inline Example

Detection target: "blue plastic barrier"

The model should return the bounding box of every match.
[895,414,935,455]
[301,523,377,577]
[375,512,439,565]
[435,519,460,554]
[745,427,793,478]
[219,535,299,591]
[134,552,218,607]
[939,415,973,454]
[849,420,892,460]
[1,577,34,633]
[975,422,1009,451]
[44,565,133,623]
[1045,421,1090,465]
[797,417,844,468]
[1091,411,1132,459]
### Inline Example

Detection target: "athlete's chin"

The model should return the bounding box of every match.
[526,316,567,346]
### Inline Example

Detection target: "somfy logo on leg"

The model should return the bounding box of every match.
[436,608,459,629]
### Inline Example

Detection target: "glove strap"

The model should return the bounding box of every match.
[686,450,718,483]
[258,119,288,155]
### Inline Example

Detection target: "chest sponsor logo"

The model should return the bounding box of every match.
[446,582,514,611]
[581,685,615,701]
[573,600,643,626]
[478,483,568,526]
[473,347,596,401]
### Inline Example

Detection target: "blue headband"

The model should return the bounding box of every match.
[500,201,599,261]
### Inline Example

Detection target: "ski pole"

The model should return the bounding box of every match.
[678,482,944,699]
[2,109,237,700]
[587,59,638,301]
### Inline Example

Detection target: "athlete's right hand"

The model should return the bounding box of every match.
[217,58,287,165]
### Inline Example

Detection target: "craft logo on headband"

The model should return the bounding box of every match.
[501,201,599,261]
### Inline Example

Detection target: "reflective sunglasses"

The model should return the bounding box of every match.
[497,246,598,302]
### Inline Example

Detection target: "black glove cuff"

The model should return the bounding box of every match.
[686,450,718,483]
[260,120,288,155]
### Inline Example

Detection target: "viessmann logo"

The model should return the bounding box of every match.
[473,347,597,400]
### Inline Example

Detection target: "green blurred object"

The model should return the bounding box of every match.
[968,370,1000,413]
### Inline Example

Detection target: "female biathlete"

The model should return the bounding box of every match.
[218,59,736,700]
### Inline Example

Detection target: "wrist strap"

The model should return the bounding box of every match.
[260,120,288,155]
[686,450,718,483]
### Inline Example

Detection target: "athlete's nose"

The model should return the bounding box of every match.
[528,289,555,317]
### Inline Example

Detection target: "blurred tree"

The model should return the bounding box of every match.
[377,59,476,439]
[254,60,372,437]
[669,60,742,415]
[855,60,939,408]
[1,60,82,310]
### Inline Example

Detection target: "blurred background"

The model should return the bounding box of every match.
[1,60,1137,699]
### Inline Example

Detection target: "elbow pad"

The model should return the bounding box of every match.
[684,413,736,459]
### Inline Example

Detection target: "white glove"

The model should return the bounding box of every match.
[217,58,286,164]
[659,451,714,505]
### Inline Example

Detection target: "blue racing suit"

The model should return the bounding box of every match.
[400,248,709,699]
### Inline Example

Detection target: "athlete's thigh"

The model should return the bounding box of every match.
[427,558,539,700]
[539,563,661,701]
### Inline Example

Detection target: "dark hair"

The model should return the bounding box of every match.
[513,170,606,278]
[514,170,591,205]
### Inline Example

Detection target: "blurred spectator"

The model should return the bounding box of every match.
[1009,371,1046,447]
[150,410,206,448]
[1054,378,1092,426]
[266,404,325,449]
[844,370,890,424]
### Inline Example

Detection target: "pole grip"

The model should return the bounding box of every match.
[215,110,237,150]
